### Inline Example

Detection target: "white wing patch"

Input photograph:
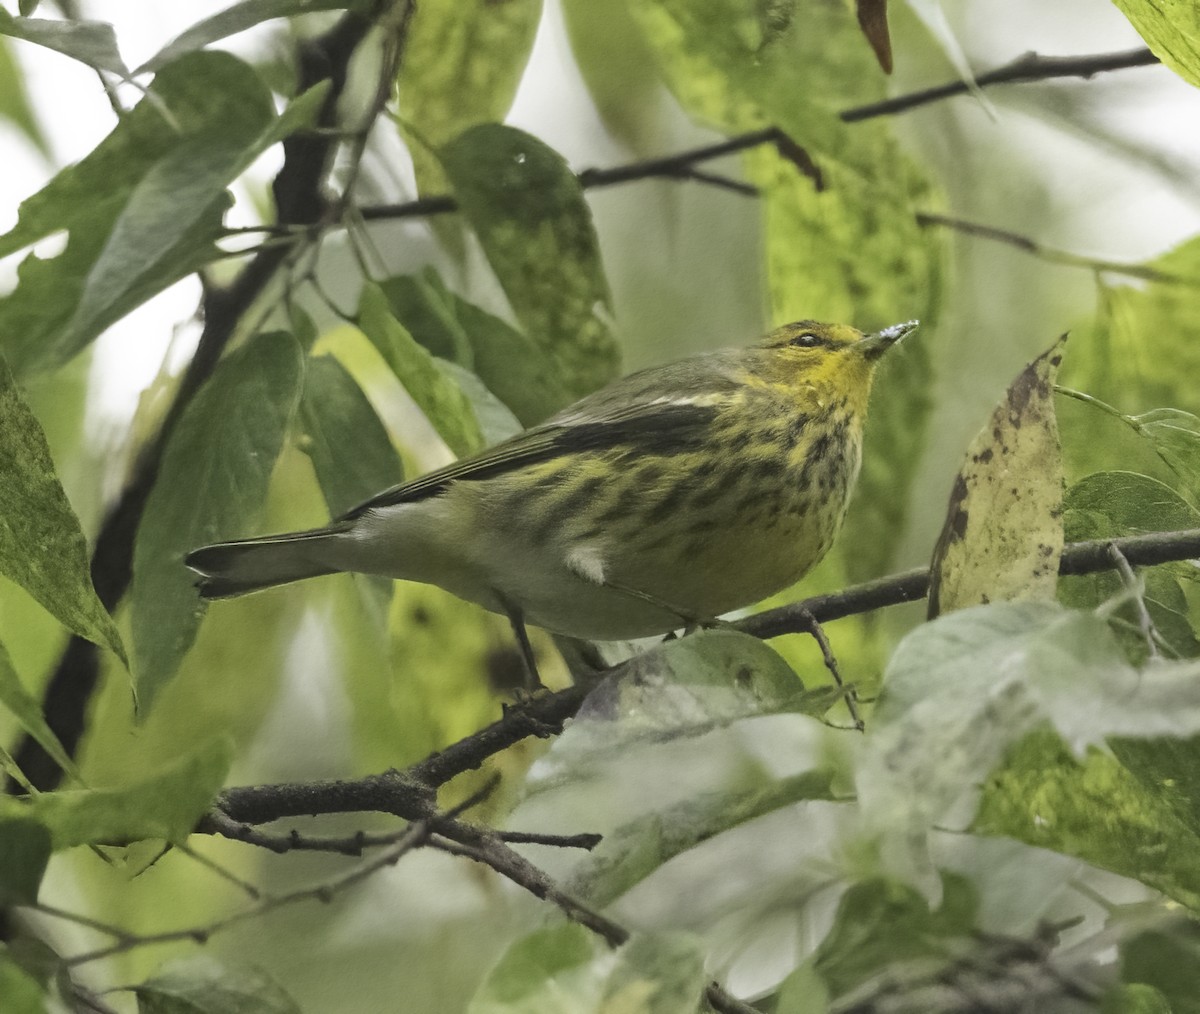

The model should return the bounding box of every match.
[565,543,608,585]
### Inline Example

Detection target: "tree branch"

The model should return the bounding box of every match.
[358,46,1159,224]
[916,212,1200,285]
[193,528,1200,831]
[738,528,1200,639]
[840,45,1158,123]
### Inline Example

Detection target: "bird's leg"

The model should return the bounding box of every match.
[499,596,544,691]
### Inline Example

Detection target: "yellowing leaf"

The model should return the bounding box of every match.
[927,337,1066,617]
[1112,0,1200,89]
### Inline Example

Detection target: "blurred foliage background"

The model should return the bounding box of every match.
[3,0,1200,1011]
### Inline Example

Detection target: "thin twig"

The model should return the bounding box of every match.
[798,608,864,732]
[917,212,1200,285]
[705,983,763,1014]
[737,528,1200,640]
[61,821,431,967]
[841,46,1158,122]
[358,47,1159,225]
[1106,543,1163,658]
[431,835,629,947]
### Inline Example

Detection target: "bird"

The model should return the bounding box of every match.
[186,318,917,682]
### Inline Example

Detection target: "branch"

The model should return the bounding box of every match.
[358,46,1158,223]
[194,528,1200,831]
[916,212,1200,285]
[738,528,1200,639]
[840,46,1159,123]
[58,821,433,968]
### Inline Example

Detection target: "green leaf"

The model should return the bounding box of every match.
[378,270,559,426]
[863,599,1200,889]
[297,355,403,517]
[356,284,485,457]
[131,331,304,714]
[631,0,889,144]
[0,353,124,662]
[469,927,706,1014]
[0,951,46,1014]
[0,818,50,905]
[0,9,129,77]
[531,630,837,787]
[0,642,78,782]
[397,0,542,194]
[0,37,48,156]
[1103,983,1175,1014]
[1129,408,1200,506]
[567,769,837,907]
[561,0,667,150]
[1122,928,1200,1014]
[928,337,1065,617]
[0,745,34,794]
[0,738,232,848]
[439,124,619,408]
[1064,471,1200,536]
[1062,237,1200,421]
[135,954,300,1014]
[810,875,979,999]
[975,730,1200,911]
[1059,471,1200,660]
[139,0,354,73]
[0,52,324,377]
[596,932,706,1014]
[469,924,596,1011]
[1112,0,1200,89]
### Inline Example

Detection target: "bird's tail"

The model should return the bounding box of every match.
[185,525,349,599]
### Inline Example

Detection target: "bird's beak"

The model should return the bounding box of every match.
[857,320,919,361]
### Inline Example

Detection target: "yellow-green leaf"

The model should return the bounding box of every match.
[928,337,1066,617]
[397,0,542,194]
[356,284,485,457]
[0,737,232,848]
[439,124,619,408]
[0,353,125,663]
[0,642,78,783]
[1112,0,1200,89]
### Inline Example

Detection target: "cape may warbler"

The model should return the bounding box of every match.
[187,319,916,672]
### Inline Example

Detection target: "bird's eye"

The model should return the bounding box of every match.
[789,332,822,348]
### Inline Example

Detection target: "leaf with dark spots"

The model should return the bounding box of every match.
[927,337,1067,618]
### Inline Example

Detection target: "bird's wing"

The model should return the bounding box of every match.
[339,351,742,519]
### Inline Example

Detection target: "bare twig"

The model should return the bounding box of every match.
[917,212,1200,285]
[797,607,863,732]
[1107,542,1162,658]
[841,46,1158,123]
[737,528,1200,640]
[432,835,629,947]
[358,47,1159,224]
[60,822,431,968]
